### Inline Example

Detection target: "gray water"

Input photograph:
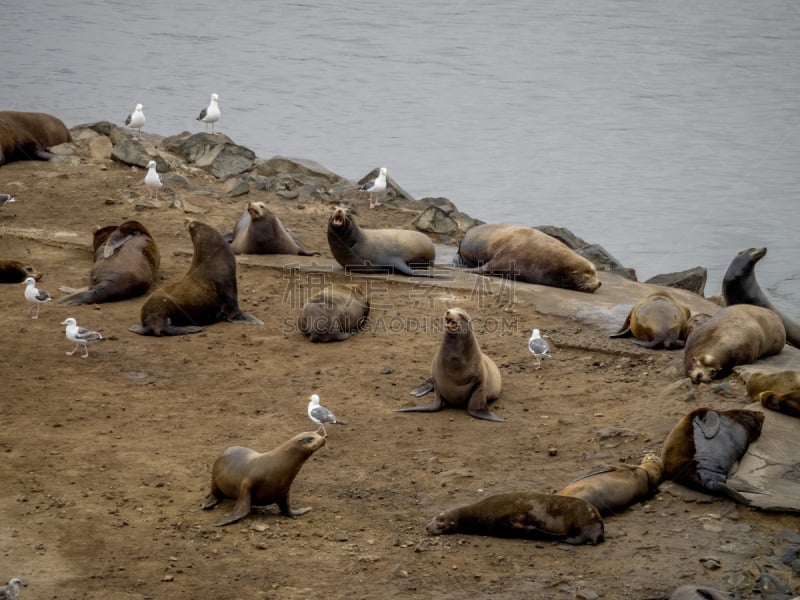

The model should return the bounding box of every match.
[3,0,799,317]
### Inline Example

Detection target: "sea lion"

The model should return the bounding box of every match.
[426,491,605,545]
[668,585,732,600]
[129,219,262,336]
[610,291,691,349]
[396,307,503,421]
[682,312,712,340]
[722,247,800,347]
[229,201,317,256]
[455,223,601,293]
[661,407,765,504]
[0,111,72,165]
[746,370,800,418]
[556,452,664,516]
[326,206,437,277]
[298,283,370,343]
[0,260,41,283]
[58,220,160,306]
[202,431,326,526]
[683,304,785,383]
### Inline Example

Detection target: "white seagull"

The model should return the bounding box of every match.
[62,317,104,358]
[307,394,345,436]
[22,276,53,319]
[360,167,387,209]
[0,578,23,600]
[528,328,551,369]
[144,160,162,201]
[197,93,221,133]
[0,193,16,207]
[125,103,146,140]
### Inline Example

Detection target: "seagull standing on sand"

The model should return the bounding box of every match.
[0,193,16,207]
[144,160,162,201]
[307,394,345,436]
[125,103,146,140]
[22,276,53,319]
[360,167,387,209]
[528,328,551,369]
[197,93,221,133]
[62,317,104,358]
[0,577,23,600]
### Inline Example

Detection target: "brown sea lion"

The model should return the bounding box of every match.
[0,260,41,283]
[455,223,601,293]
[202,431,326,526]
[426,491,605,545]
[298,283,370,343]
[661,407,765,504]
[683,304,785,383]
[229,201,317,256]
[0,111,72,165]
[58,220,160,306]
[556,452,664,516]
[722,247,800,347]
[746,370,800,418]
[326,206,437,277]
[668,585,732,600]
[396,307,503,421]
[682,312,712,340]
[129,219,262,336]
[610,291,691,349]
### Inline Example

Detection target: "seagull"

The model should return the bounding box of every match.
[307,394,345,436]
[359,167,387,209]
[22,276,53,319]
[0,578,23,600]
[197,93,221,134]
[144,160,162,201]
[0,193,16,207]
[528,328,551,369]
[125,103,146,140]
[62,317,104,358]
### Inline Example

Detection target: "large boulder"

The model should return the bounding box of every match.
[413,198,484,238]
[646,267,707,296]
[163,132,255,179]
[255,156,344,183]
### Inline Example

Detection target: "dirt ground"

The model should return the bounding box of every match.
[0,150,798,600]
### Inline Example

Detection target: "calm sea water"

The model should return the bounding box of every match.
[3,0,799,317]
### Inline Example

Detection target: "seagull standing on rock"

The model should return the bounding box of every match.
[360,167,387,209]
[144,160,162,201]
[197,93,221,134]
[0,577,23,600]
[125,103,146,140]
[22,276,53,319]
[528,328,552,369]
[307,394,345,436]
[62,317,104,358]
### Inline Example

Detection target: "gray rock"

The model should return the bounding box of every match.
[780,545,800,565]
[110,128,168,170]
[646,267,708,296]
[535,225,590,250]
[161,172,191,188]
[753,572,793,599]
[255,156,344,183]
[87,135,113,160]
[535,226,636,279]
[412,205,458,235]
[423,197,458,213]
[224,177,250,197]
[357,168,416,202]
[162,132,255,179]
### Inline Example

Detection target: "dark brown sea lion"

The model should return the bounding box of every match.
[610,291,691,349]
[661,407,765,504]
[202,431,326,526]
[556,452,664,516]
[58,220,160,306]
[326,206,437,277]
[298,283,370,342]
[683,304,785,383]
[746,370,800,418]
[0,111,72,165]
[229,201,317,256]
[129,219,262,336]
[722,247,800,347]
[455,223,601,293]
[668,585,732,600]
[0,260,41,283]
[426,491,605,545]
[396,307,503,421]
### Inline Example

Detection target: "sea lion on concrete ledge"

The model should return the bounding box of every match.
[396,307,503,421]
[722,246,800,347]
[556,452,664,516]
[326,206,437,277]
[661,407,765,504]
[0,111,72,165]
[202,431,326,526]
[683,304,785,383]
[455,223,601,293]
[229,201,317,256]
[298,282,370,343]
[130,219,262,336]
[59,220,160,306]
[746,370,800,418]
[0,260,41,283]
[610,291,691,349]
[426,491,605,545]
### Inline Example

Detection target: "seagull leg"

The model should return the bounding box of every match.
[369,193,376,209]
[81,344,89,358]
[31,304,40,319]
[373,192,382,208]
[66,344,79,356]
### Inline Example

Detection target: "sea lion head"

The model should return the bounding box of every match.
[21,264,42,281]
[444,307,472,335]
[247,201,270,220]
[687,353,721,383]
[426,510,457,535]
[328,206,355,230]
[575,263,602,293]
[290,431,327,455]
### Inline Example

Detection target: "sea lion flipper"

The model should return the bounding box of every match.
[712,482,753,506]
[609,312,633,338]
[278,495,312,517]
[410,378,435,397]
[395,391,445,413]
[694,410,720,439]
[467,387,505,422]
[201,493,220,510]
[215,484,253,526]
[228,311,264,325]
[633,338,661,349]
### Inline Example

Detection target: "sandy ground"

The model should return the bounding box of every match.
[0,152,798,600]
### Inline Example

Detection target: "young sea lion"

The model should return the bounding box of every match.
[610,291,691,349]
[298,283,370,342]
[229,201,317,256]
[746,370,800,418]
